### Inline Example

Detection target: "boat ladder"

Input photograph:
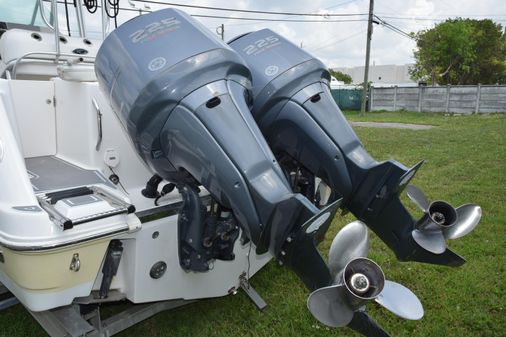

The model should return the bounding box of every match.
[37,186,135,230]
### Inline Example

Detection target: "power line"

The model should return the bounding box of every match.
[308,29,367,52]
[43,0,146,13]
[374,13,506,23]
[382,24,415,39]
[130,0,368,17]
[376,12,506,18]
[376,15,443,22]
[191,14,367,23]
[44,1,366,24]
[375,15,415,40]
[382,24,413,39]
[327,0,362,9]
[225,0,363,27]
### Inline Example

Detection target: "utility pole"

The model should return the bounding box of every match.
[216,24,224,40]
[360,0,374,116]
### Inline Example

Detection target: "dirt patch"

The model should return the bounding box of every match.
[350,122,435,130]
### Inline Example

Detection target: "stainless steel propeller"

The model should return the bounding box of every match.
[307,221,424,328]
[406,185,482,254]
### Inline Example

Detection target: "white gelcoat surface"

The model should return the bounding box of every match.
[8,80,56,158]
[93,218,273,303]
[0,28,273,313]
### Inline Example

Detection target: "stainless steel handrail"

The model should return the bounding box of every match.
[51,0,61,61]
[101,0,110,40]
[38,0,87,38]
[75,0,87,37]
[93,98,103,151]
[36,0,61,60]
[37,0,54,31]
[2,51,95,79]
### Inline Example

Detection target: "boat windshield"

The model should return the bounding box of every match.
[0,0,45,27]
[0,0,148,40]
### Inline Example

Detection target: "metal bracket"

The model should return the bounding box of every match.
[0,283,20,311]
[0,281,195,337]
[93,98,103,151]
[239,274,267,311]
[28,298,194,337]
[73,290,126,305]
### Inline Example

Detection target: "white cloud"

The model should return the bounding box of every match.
[55,0,506,68]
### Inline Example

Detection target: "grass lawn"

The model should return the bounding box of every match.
[1,111,504,337]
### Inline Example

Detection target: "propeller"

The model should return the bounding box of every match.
[307,221,424,328]
[406,185,482,254]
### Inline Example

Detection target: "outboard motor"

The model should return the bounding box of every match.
[95,9,340,289]
[229,29,481,267]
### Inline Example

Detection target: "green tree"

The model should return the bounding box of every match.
[410,18,506,85]
[329,69,353,84]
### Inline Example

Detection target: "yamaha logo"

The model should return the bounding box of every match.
[264,65,279,76]
[148,57,167,71]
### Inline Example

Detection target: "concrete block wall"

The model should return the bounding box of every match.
[370,85,506,114]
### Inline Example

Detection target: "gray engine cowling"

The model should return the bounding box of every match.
[95,9,338,281]
[229,29,473,267]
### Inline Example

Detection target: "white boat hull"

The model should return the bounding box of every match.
[0,77,272,312]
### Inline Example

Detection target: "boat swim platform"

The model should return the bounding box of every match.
[25,156,114,193]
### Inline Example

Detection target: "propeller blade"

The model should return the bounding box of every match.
[412,229,446,254]
[375,280,424,320]
[445,204,482,240]
[328,221,369,280]
[307,284,355,327]
[406,185,430,213]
